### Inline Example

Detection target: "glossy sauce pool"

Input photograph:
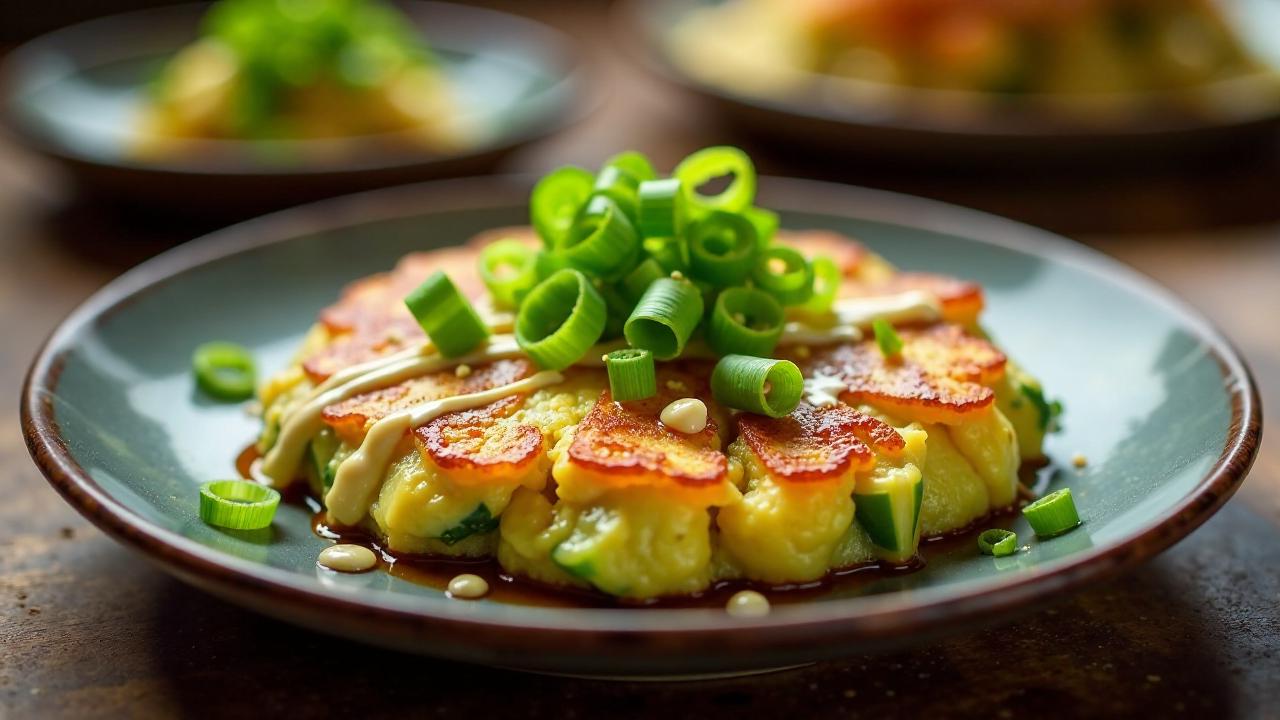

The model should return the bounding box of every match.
[238,444,1053,609]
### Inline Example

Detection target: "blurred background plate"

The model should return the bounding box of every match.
[0,2,590,216]
[22,176,1259,676]
[625,0,1280,166]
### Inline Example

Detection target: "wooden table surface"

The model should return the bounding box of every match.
[2,3,1277,717]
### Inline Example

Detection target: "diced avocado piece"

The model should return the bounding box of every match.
[854,467,924,565]
[438,504,499,546]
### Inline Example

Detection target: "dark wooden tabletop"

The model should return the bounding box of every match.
[2,2,1278,717]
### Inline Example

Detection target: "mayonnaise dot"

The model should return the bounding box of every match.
[447,573,490,599]
[317,544,378,573]
[660,398,708,434]
[455,364,472,378]
[726,590,771,617]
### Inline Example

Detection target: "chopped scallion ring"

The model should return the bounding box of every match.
[515,269,607,370]
[531,166,594,248]
[561,196,640,279]
[687,211,759,287]
[673,146,756,218]
[604,150,657,182]
[977,528,1019,557]
[873,318,903,358]
[710,355,803,418]
[199,480,281,530]
[1022,488,1082,538]
[192,342,257,401]
[624,277,705,360]
[707,287,784,358]
[478,239,538,309]
[637,178,681,239]
[590,165,641,221]
[800,256,841,315]
[404,272,490,358]
[605,348,657,402]
[622,257,666,303]
[644,236,688,274]
[745,207,779,248]
[752,246,815,306]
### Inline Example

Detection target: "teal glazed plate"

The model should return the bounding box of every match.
[22,177,1261,676]
[0,3,587,215]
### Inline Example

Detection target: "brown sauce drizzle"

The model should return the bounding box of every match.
[238,443,1055,609]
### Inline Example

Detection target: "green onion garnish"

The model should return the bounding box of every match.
[873,317,903,358]
[404,271,491,358]
[605,348,657,402]
[478,239,538,309]
[687,211,758,287]
[591,165,641,221]
[977,528,1019,557]
[604,150,657,182]
[1022,488,1082,538]
[673,145,756,218]
[644,236,688,274]
[561,196,640,279]
[710,355,803,418]
[745,207,779,247]
[707,287,784,358]
[637,178,681,238]
[752,246,815,306]
[622,257,667,303]
[624,277,705,360]
[199,480,280,530]
[531,166,594,248]
[854,470,924,564]
[192,342,257,401]
[515,269,607,370]
[800,255,841,315]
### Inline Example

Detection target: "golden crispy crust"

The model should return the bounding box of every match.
[320,358,536,444]
[414,395,543,481]
[565,364,727,487]
[805,324,1005,425]
[738,402,904,482]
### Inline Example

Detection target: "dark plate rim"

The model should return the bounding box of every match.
[620,0,1280,139]
[20,175,1262,657]
[0,2,595,177]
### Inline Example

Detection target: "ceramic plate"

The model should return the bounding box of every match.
[0,3,588,215]
[624,0,1280,165]
[22,177,1260,676]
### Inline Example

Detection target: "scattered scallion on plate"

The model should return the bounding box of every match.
[192,342,257,401]
[199,479,280,530]
[1022,488,1082,538]
[977,528,1019,557]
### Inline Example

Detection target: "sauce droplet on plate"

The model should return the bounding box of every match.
[317,544,378,573]
[660,398,708,434]
[448,573,490,599]
[726,589,771,617]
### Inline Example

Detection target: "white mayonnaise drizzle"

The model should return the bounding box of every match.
[324,370,564,525]
[803,373,848,408]
[780,291,940,347]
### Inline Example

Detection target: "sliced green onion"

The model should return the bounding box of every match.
[604,150,656,182]
[687,211,758,286]
[622,257,667,303]
[707,287,784,358]
[800,255,841,314]
[644,236,688,274]
[515,269,607,370]
[599,283,632,341]
[624,277,705,360]
[710,355,802,418]
[673,146,756,218]
[873,318,903,358]
[745,207,779,247]
[1022,488,1081,538]
[590,165,640,220]
[404,272,490,358]
[534,248,572,282]
[192,342,257,401]
[854,469,924,564]
[561,196,640,279]
[977,528,1019,557]
[605,348,657,402]
[752,246,815,306]
[637,178,681,238]
[478,239,538,309]
[531,166,593,248]
[199,480,280,530]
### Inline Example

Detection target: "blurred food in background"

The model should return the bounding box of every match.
[673,0,1263,98]
[136,0,471,157]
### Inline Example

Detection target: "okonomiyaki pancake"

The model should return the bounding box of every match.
[249,148,1061,601]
